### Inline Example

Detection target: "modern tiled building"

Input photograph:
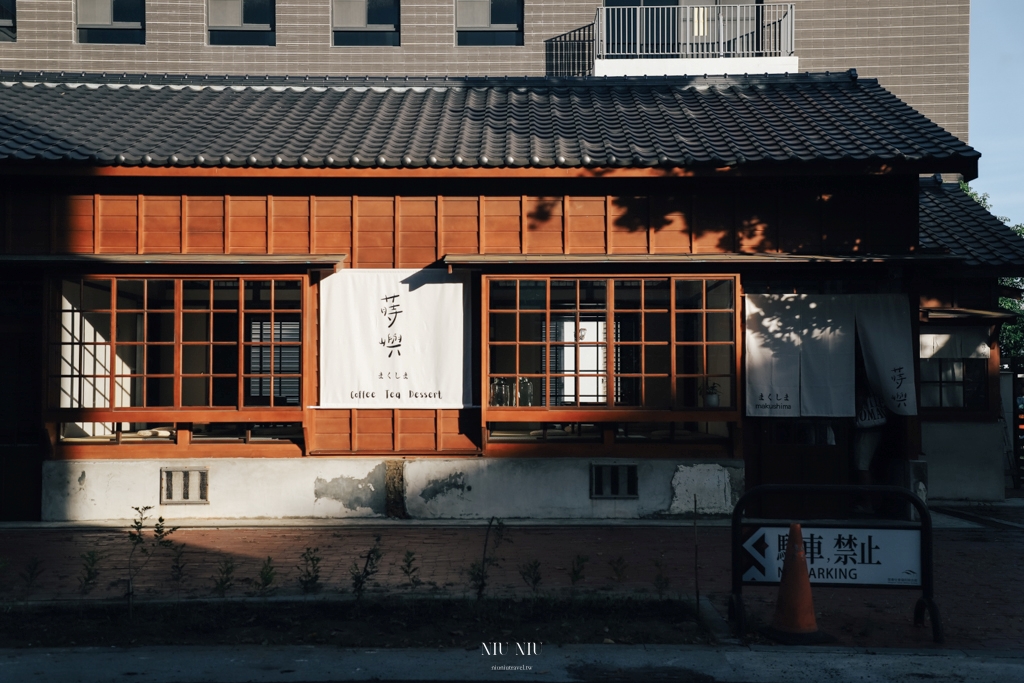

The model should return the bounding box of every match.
[0,1,1015,523]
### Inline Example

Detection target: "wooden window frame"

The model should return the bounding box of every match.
[481,274,741,424]
[46,274,305,425]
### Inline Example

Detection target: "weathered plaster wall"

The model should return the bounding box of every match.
[923,423,1006,501]
[42,458,387,522]
[42,457,744,521]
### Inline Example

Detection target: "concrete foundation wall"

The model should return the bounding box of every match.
[42,458,744,522]
[922,422,1006,501]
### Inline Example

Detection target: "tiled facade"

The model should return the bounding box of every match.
[0,1,969,140]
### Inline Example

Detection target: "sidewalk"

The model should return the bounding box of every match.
[1,507,1021,652]
[4,644,1024,682]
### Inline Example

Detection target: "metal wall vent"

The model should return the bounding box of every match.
[160,468,210,505]
[590,464,638,499]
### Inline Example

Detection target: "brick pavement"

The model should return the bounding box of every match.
[1,521,1022,651]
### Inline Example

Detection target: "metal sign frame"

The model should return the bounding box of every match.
[729,484,942,643]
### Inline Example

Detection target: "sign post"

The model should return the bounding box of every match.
[729,485,942,643]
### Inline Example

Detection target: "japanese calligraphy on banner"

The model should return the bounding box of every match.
[854,295,918,415]
[741,526,921,586]
[318,269,471,409]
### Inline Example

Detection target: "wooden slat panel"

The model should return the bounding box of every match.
[359,198,395,217]
[441,198,478,216]
[649,195,691,254]
[185,197,224,253]
[400,198,436,217]
[735,190,778,254]
[401,216,437,232]
[400,232,436,248]
[54,195,93,255]
[442,216,478,232]
[397,434,436,451]
[100,197,139,216]
[356,434,394,450]
[359,231,394,247]
[97,195,139,253]
[315,434,352,450]
[692,190,734,253]
[398,248,437,267]
[12,194,53,253]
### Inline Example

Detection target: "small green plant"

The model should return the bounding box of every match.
[125,505,178,619]
[77,551,102,596]
[568,554,589,593]
[608,556,628,584]
[297,547,322,595]
[468,517,512,600]
[245,556,277,598]
[211,558,235,597]
[399,550,422,588]
[169,543,187,599]
[652,559,671,599]
[518,560,542,595]
[350,535,383,599]
[19,557,44,591]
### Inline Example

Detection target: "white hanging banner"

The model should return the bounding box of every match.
[855,294,918,415]
[798,296,855,417]
[745,294,856,418]
[745,294,801,417]
[318,269,471,409]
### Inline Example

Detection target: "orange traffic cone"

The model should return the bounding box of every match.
[763,523,834,644]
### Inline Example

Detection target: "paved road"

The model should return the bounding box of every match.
[3,644,1024,682]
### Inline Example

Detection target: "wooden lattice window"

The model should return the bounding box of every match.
[484,276,737,418]
[50,277,302,412]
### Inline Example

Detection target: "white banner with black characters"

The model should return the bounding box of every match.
[318,269,472,409]
[741,526,921,586]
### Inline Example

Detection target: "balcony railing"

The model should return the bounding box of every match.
[594,3,794,60]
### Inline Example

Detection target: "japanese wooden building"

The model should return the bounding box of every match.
[0,70,1019,521]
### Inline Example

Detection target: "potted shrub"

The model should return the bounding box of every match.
[700,380,721,408]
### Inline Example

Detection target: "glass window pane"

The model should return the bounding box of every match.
[182,346,209,374]
[146,377,174,406]
[551,280,576,309]
[489,313,516,341]
[578,313,607,343]
[275,314,302,342]
[645,312,670,342]
[615,376,641,406]
[245,314,272,342]
[577,375,606,404]
[274,377,301,406]
[245,377,273,406]
[367,0,400,25]
[243,0,274,24]
[62,280,82,311]
[964,359,987,384]
[80,312,111,343]
[644,376,671,408]
[920,383,940,407]
[920,358,940,382]
[941,384,964,407]
[83,280,112,310]
[489,377,515,406]
[707,345,733,375]
[213,280,239,309]
[519,280,547,310]
[490,280,517,309]
[615,345,641,374]
[677,376,699,407]
[551,376,576,406]
[615,312,642,342]
[707,312,733,341]
[675,280,702,309]
[245,345,272,375]
[181,377,209,406]
[614,280,641,309]
[645,345,670,374]
[676,312,702,342]
[182,313,209,342]
[644,280,670,309]
[146,345,174,374]
[519,313,545,341]
[212,376,238,406]
[274,280,302,309]
[549,313,576,342]
[491,0,522,25]
[579,280,607,309]
[706,280,733,309]
[115,345,141,374]
[490,345,516,374]
[549,345,574,373]
[114,376,144,407]
[147,280,175,310]
[519,345,545,374]
[245,280,273,309]
[147,313,175,342]
[182,281,211,309]
[116,280,144,309]
[578,344,607,374]
[116,312,143,342]
[212,345,238,374]
[275,346,301,374]
[213,313,239,342]
[516,376,545,407]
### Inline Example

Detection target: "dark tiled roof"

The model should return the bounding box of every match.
[0,70,977,174]
[919,177,1024,268]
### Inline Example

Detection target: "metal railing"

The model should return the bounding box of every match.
[594,3,794,60]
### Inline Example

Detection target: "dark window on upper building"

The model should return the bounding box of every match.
[0,0,15,42]
[456,0,523,47]
[334,0,400,46]
[78,0,145,45]
[209,0,275,46]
